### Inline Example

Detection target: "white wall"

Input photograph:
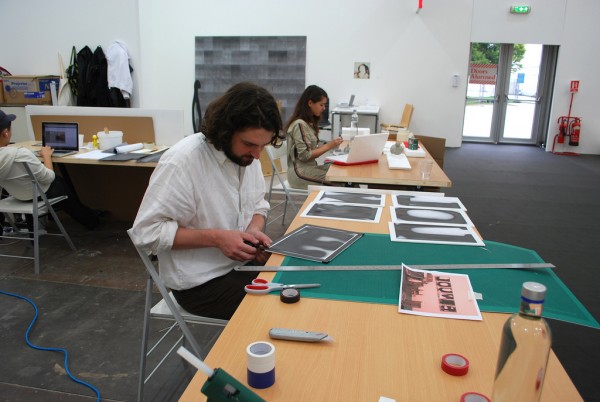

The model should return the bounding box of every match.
[138,0,473,147]
[2,0,599,153]
[0,0,141,106]
[550,0,600,154]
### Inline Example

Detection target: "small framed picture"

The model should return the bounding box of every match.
[354,62,370,79]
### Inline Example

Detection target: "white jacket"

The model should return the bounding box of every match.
[106,40,133,99]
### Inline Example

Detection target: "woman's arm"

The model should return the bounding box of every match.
[290,121,342,161]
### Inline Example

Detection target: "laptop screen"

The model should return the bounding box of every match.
[42,122,79,151]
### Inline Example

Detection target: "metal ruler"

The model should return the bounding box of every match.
[235,263,555,272]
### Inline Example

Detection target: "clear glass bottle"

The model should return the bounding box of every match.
[350,109,359,128]
[492,282,552,402]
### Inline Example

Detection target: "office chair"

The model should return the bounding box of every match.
[0,163,76,274]
[264,144,309,226]
[127,230,228,402]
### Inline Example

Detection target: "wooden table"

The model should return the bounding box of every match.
[179,191,581,402]
[326,141,451,188]
[11,141,159,221]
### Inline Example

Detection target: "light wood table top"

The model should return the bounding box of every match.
[326,141,451,188]
[179,191,581,402]
[11,140,161,168]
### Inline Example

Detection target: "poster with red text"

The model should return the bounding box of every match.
[399,264,482,321]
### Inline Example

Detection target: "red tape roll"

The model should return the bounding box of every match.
[441,353,469,376]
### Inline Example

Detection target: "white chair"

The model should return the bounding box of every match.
[264,143,308,226]
[0,163,76,274]
[127,230,228,402]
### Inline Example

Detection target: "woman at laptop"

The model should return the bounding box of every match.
[0,111,100,230]
[286,85,343,189]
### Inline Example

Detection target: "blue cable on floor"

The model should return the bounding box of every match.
[0,289,101,402]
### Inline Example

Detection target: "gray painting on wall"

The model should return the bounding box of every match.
[194,36,307,125]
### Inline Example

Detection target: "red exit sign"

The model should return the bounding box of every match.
[570,80,580,93]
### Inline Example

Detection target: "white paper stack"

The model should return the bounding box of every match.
[401,142,426,157]
[386,153,411,170]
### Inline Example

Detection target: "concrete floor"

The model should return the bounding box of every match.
[2,144,599,400]
[0,195,299,402]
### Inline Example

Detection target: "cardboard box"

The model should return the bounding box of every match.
[2,75,60,105]
[0,78,4,104]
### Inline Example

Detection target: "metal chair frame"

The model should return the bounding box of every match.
[0,163,76,274]
[128,230,228,402]
[265,143,308,226]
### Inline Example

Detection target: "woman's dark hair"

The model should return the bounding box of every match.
[285,85,328,134]
[201,82,284,150]
[359,63,370,76]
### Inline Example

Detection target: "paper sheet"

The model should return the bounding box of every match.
[115,143,144,154]
[71,150,114,160]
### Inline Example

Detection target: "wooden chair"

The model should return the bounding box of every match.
[380,103,414,134]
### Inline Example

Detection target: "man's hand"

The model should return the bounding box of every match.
[39,146,54,158]
[214,230,270,262]
[39,146,54,170]
[245,228,272,265]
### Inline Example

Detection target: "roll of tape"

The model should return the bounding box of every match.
[441,353,469,376]
[247,341,275,389]
[460,392,490,402]
[280,288,300,303]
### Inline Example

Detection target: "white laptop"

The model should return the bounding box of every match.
[41,122,79,157]
[325,133,389,166]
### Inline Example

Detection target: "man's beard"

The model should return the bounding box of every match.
[223,143,254,167]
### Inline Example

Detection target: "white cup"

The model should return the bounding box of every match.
[420,160,433,180]
[78,134,84,148]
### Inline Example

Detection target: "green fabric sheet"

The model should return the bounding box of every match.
[273,233,599,329]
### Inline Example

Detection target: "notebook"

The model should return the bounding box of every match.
[41,122,79,157]
[386,153,411,170]
[325,133,389,166]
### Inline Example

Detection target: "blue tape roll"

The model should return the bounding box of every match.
[247,367,275,389]
[246,341,276,389]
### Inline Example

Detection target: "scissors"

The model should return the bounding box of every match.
[244,278,321,295]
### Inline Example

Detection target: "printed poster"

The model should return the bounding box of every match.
[399,265,482,321]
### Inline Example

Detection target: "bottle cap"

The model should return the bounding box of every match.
[521,282,546,302]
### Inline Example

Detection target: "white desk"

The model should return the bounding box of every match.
[331,105,380,135]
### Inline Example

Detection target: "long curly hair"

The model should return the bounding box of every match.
[201,82,284,150]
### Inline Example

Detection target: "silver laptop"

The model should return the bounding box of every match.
[41,122,79,157]
[325,133,389,165]
[338,94,355,108]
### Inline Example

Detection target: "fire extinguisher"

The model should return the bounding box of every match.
[569,118,581,146]
[557,117,568,144]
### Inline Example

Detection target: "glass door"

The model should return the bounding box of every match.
[463,43,553,145]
